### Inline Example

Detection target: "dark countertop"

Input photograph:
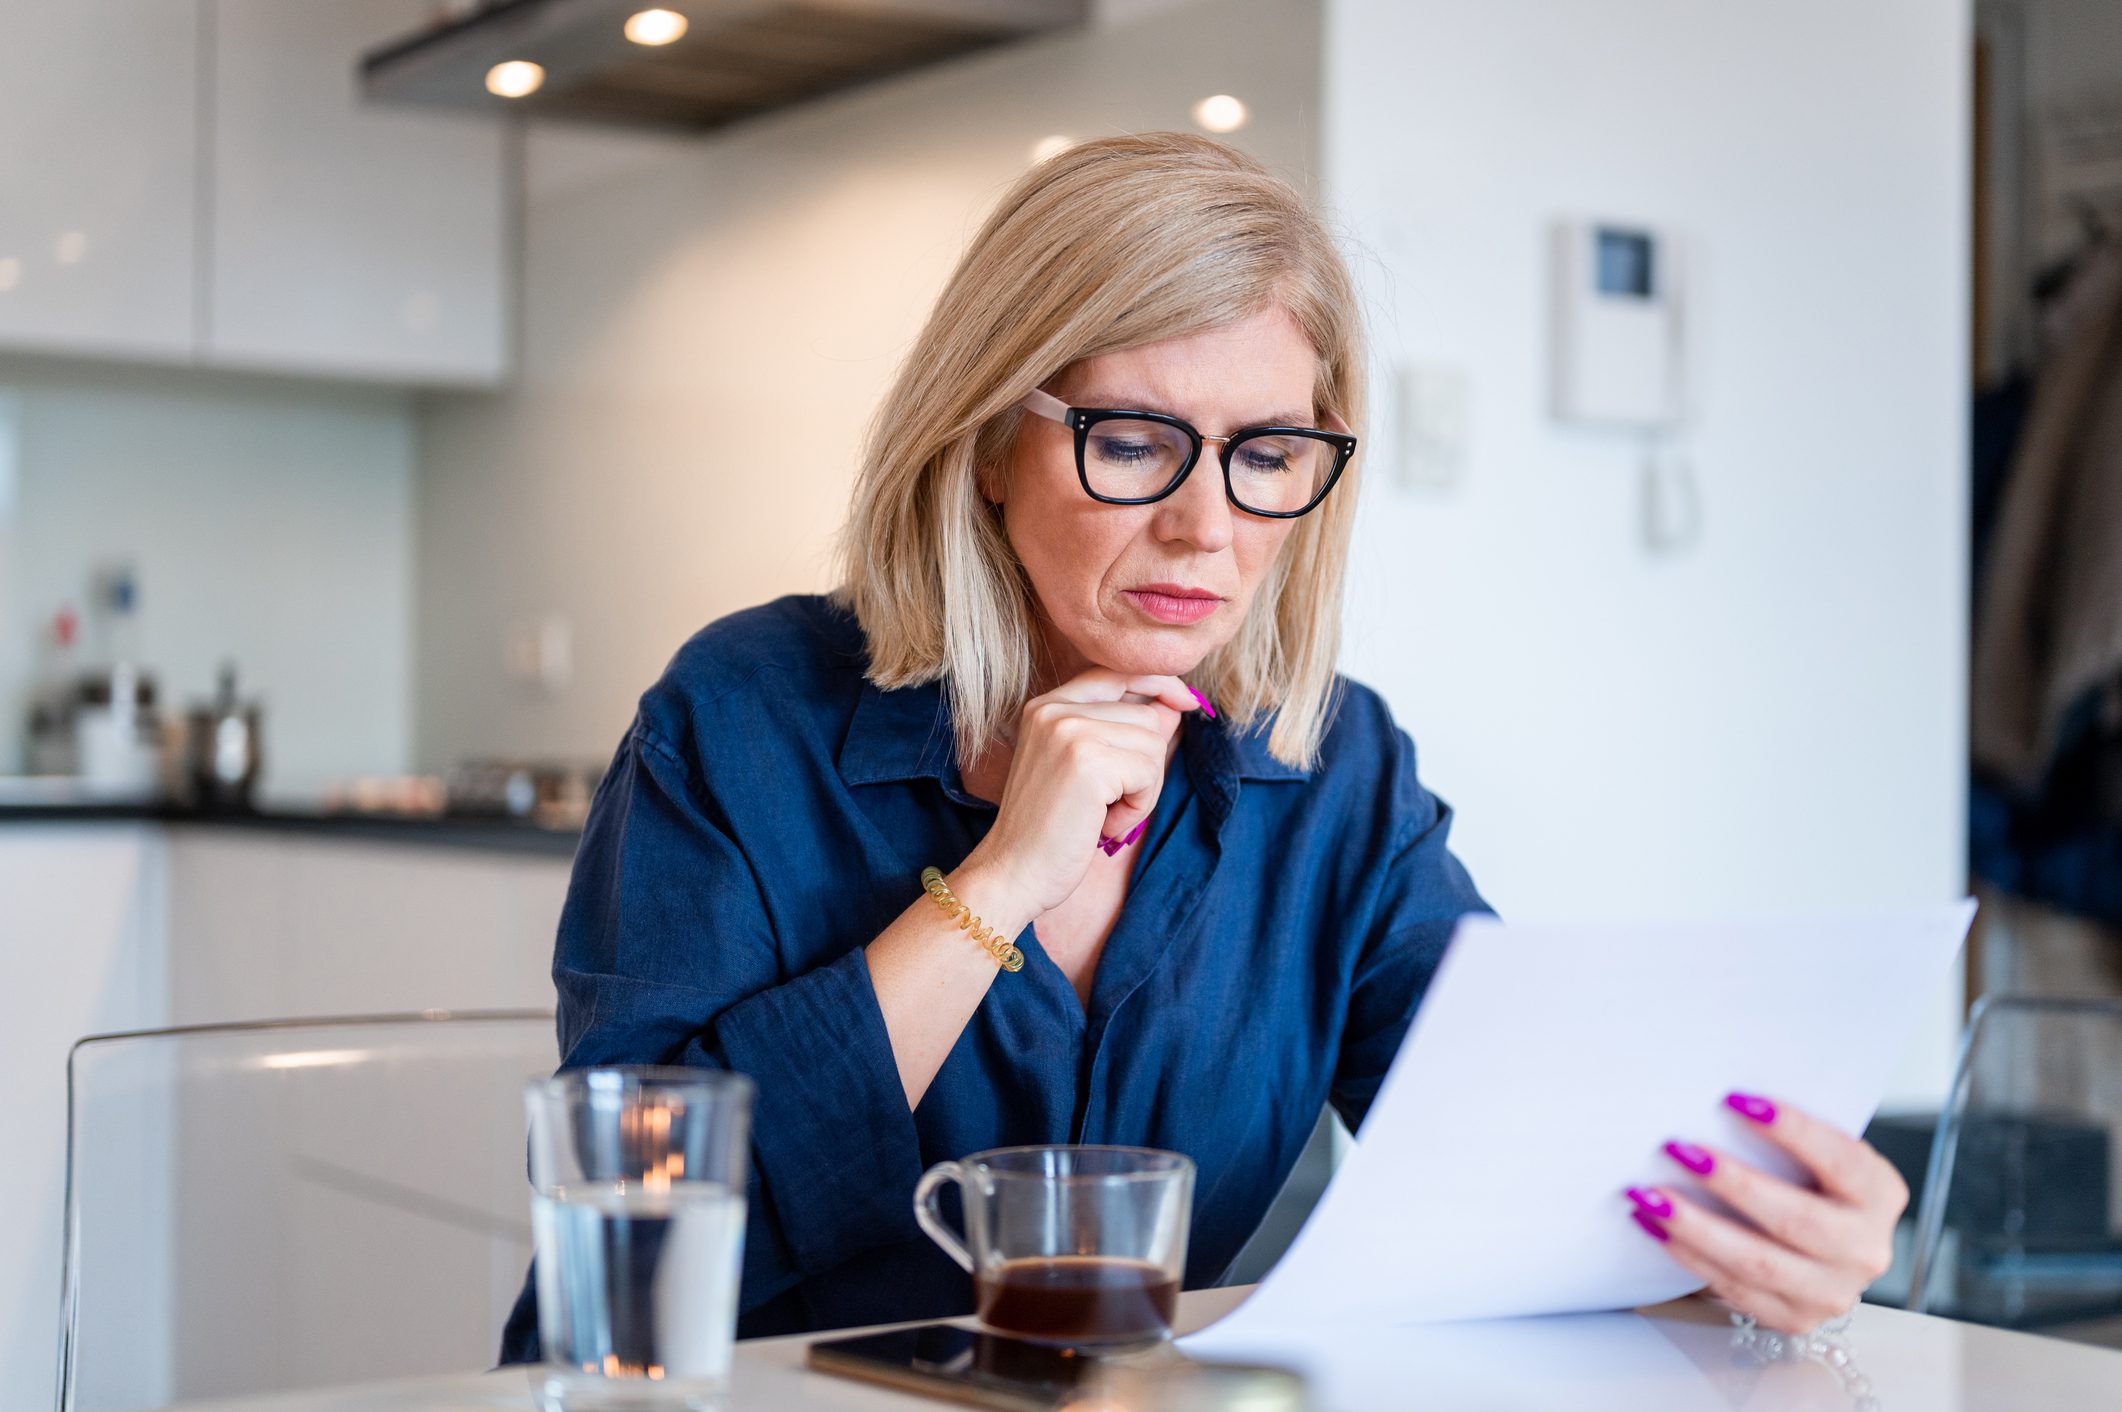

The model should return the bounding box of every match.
[0,801,584,857]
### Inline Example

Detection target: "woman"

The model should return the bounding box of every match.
[503,132,1903,1354]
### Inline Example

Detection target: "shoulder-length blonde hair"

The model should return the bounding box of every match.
[831,131,1366,771]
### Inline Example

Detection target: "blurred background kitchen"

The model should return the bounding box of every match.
[9,0,2122,1406]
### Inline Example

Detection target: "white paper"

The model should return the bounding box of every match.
[1185,901,1975,1353]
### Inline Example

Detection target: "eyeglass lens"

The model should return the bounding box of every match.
[1082,418,1338,514]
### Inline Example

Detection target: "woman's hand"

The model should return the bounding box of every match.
[869,667,1202,1108]
[963,668,1203,914]
[1626,1093,1908,1334]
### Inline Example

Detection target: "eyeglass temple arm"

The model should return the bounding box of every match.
[1018,388,1072,425]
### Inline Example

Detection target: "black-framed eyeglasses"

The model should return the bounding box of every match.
[1017,388,1357,519]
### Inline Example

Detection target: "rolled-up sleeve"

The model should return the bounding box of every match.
[1329,726,1491,1133]
[551,720,923,1313]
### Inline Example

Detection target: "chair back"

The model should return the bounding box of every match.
[59,1010,556,1410]
[1906,994,2122,1346]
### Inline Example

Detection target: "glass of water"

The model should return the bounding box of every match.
[525,1067,754,1412]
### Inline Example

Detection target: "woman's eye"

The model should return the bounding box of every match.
[1238,448,1293,474]
[1093,438,1160,464]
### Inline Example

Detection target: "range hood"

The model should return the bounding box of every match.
[360,0,1089,131]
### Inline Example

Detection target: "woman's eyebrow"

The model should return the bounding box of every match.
[1075,389,1315,426]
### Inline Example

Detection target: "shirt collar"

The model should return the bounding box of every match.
[1213,710,1310,781]
[836,675,963,791]
[836,674,1310,795]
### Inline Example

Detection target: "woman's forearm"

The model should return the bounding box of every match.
[865,857,1040,1109]
[864,672,1196,1108]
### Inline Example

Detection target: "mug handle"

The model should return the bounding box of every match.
[913,1160,975,1273]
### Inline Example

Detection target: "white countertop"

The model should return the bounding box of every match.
[145,1285,2122,1411]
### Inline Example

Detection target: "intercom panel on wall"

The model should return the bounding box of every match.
[1551,221,1683,429]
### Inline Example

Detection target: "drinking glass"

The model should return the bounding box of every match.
[914,1144,1194,1347]
[525,1067,753,1412]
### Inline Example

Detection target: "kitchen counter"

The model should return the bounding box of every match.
[0,801,583,856]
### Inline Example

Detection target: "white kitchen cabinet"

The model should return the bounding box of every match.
[0,824,170,1412]
[204,0,512,385]
[6,828,564,1409]
[1,821,565,1410]
[0,1,199,360]
[166,828,565,1022]
[0,2,510,385]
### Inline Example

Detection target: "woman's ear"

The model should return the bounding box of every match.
[975,463,1005,508]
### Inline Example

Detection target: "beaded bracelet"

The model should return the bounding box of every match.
[920,866,1025,972]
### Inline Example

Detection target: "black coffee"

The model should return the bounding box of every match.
[975,1255,1179,1343]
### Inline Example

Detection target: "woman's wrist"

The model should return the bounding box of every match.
[949,852,1041,939]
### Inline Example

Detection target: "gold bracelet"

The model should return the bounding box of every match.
[919,866,1025,972]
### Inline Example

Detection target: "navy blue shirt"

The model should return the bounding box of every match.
[501,593,1487,1355]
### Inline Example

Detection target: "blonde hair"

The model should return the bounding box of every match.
[831,131,1367,771]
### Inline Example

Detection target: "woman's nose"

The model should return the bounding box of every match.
[1152,451,1236,552]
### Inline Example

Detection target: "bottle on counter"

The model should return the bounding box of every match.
[94,562,143,671]
[67,564,166,799]
[24,603,81,774]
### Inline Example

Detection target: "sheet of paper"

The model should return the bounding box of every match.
[1184,901,1974,1353]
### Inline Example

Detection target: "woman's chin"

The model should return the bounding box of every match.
[1094,629,1219,680]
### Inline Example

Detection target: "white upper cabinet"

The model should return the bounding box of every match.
[0,1,199,360]
[0,1,510,387]
[204,0,511,385]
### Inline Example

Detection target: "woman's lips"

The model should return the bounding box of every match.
[1122,588,1223,624]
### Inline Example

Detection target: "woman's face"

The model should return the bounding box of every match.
[992,304,1320,686]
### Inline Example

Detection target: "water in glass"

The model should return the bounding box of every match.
[532,1182,745,1410]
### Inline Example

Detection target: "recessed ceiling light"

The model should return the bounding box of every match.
[54,231,88,265]
[485,60,546,99]
[624,8,688,45]
[1191,94,1248,134]
[1030,135,1073,164]
[0,257,19,292]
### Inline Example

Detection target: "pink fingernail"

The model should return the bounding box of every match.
[1187,686,1217,719]
[1664,1141,1715,1176]
[1631,1210,1671,1243]
[1097,836,1119,856]
[1725,1092,1777,1125]
[1625,1186,1674,1221]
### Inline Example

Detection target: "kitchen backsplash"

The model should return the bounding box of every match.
[0,355,416,792]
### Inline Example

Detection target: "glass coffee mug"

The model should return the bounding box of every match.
[914,1145,1195,1347]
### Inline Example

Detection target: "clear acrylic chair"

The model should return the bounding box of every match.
[1905,994,2122,1346]
[58,1010,556,1411]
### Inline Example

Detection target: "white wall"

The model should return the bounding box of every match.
[0,356,415,791]
[412,0,1320,768]
[1325,0,1970,1099]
